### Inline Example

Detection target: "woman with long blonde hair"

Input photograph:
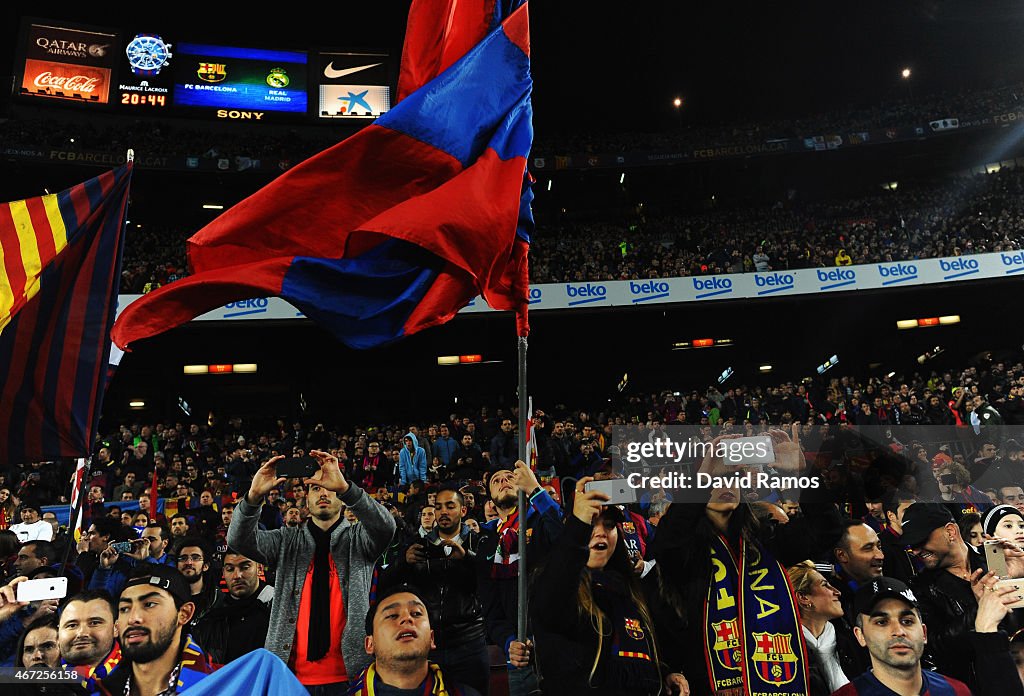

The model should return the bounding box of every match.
[531,476,689,695]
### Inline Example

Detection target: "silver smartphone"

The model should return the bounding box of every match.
[983,540,1024,609]
[585,479,638,505]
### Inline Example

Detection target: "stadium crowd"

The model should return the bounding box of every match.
[2,353,1024,695]
[5,79,1023,164]
[533,80,1024,155]
[118,167,1024,293]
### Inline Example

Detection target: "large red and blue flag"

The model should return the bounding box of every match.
[0,164,133,464]
[112,0,533,351]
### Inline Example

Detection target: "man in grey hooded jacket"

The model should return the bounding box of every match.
[227,449,395,694]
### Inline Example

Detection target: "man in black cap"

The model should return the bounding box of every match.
[901,501,1024,692]
[101,564,215,695]
[351,583,481,696]
[834,576,1023,696]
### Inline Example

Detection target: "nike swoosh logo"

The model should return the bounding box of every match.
[323,62,382,79]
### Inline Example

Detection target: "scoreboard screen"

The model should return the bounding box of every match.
[172,43,308,120]
[118,32,174,109]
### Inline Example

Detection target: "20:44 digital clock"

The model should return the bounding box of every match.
[120,93,167,107]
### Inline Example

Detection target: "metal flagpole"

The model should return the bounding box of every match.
[516,334,529,642]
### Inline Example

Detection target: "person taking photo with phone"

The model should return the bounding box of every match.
[531,476,688,695]
[227,449,395,695]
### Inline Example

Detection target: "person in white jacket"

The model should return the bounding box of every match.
[10,504,53,543]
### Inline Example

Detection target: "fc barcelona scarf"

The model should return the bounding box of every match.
[702,534,809,696]
[352,661,461,696]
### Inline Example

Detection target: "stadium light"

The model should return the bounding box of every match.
[547,179,552,191]
[183,365,209,375]
[759,365,772,373]
[619,172,625,184]
[202,204,224,210]
[673,97,682,108]
[901,67,911,79]
[939,315,960,325]
[129,400,145,409]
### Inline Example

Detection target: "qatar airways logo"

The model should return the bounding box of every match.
[33,72,100,93]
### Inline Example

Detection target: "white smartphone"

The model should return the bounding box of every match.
[16,576,68,603]
[723,435,776,467]
[585,479,638,506]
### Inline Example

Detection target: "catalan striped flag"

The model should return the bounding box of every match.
[0,164,133,464]
[69,458,87,542]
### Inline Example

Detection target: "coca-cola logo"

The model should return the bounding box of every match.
[33,72,99,93]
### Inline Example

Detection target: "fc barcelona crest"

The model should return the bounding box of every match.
[621,521,636,535]
[711,619,740,670]
[751,632,798,685]
[624,617,645,640]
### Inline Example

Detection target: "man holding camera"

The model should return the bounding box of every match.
[227,449,395,695]
[386,488,487,694]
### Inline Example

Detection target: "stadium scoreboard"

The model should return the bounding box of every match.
[15,18,393,123]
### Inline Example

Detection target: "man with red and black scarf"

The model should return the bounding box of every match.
[476,460,563,696]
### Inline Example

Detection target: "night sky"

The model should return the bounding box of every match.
[5,1,1024,134]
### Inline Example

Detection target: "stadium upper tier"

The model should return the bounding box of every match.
[117,167,1024,292]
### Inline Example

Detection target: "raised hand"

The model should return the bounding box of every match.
[304,450,349,494]
[247,455,286,504]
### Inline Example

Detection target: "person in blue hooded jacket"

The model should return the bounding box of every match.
[400,432,428,486]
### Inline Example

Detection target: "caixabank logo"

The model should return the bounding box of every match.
[938,257,979,280]
[1001,252,1024,275]
[753,272,795,296]
[817,268,856,291]
[877,263,918,286]
[691,276,733,299]
[629,281,670,303]
[565,283,608,306]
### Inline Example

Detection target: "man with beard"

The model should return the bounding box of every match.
[100,564,214,695]
[351,584,481,696]
[387,489,486,694]
[175,538,217,622]
[168,515,189,542]
[194,549,274,665]
[283,506,303,528]
[228,449,395,694]
[477,461,563,696]
[902,502,1024,693]
[58,590,122,691]
[834,576,1021,696]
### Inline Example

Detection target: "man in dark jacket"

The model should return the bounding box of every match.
[488,419,518,471]
[477,461,563,696]
[382,488,487,695]
[451,434,485,481]
[901,502,1023,694]
[193,549,274,665]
